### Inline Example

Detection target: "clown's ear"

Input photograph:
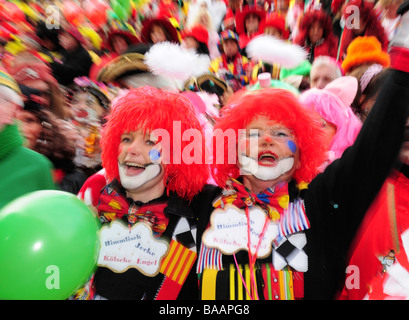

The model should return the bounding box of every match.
[324,76,358,107]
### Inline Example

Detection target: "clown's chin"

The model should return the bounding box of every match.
[118,162,162,190]
[239,155,294,181]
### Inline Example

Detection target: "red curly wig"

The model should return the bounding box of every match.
[100,87,209,200]
[211,88,327,188]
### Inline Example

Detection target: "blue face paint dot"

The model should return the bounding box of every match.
[149,149,161,162]
[287,140,297,154]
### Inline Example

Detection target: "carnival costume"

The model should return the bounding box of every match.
[293,9,339,63]
[210,30,250,92]
[75,87,209,300]
[340,1,409,299]
[196,35,409,299]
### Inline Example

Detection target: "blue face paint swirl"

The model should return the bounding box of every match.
[287,140,297,154]
[149,149,161,162]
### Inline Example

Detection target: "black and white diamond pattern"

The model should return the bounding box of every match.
[172,217,197,252]
[272,232,308,272]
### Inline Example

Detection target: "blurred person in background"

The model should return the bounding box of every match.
[310,56,343,89]
[376,0,405,41]
[338,0,389,61]
[69,77,111,179]
[299,76,362,170]
[6,52,67,119]
[16,85,87,194]
[340,1,409,299]
[51,26,93,86]
[0,69,55,209]
[293,9,339,63]
[210,30,250,92]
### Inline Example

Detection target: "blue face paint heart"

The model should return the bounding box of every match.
[149,149,161,162]
[287,140,297,154]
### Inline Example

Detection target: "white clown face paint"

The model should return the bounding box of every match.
[118,162,162,190]
[117,130,164,193]
[239,155,295,181]
[238,116,300,185]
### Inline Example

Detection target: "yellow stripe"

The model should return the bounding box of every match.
[171,247,189,281]
[279,271,285,300]
[177,251,197,285]
[160,240,178,273]
[164,244,184,276]
[283,270,288,300]
[230,265,235,300]
[202,269,218,300]
[253,267,258,299]
[245,265,251,300]
[237,265,243,300]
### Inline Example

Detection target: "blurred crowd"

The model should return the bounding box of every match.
[1,0,409,301]
[0,0,404,195]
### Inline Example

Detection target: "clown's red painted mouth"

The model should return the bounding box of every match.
[258,151,277,167]
[76,110,88,118]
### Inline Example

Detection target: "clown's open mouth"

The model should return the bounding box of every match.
[239,154,294,181]
[258,151,278,166]
[123,162,150,176]
[118,161,162,190]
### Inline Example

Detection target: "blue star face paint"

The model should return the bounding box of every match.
[287,140,297,154]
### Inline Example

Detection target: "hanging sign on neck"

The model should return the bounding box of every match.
[202,204,278,258]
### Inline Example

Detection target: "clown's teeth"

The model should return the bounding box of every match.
[258,152,277,161]
[125,162,145,168]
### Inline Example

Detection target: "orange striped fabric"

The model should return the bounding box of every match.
[160,240,197,285]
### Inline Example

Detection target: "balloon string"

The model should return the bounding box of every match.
[245,206,254,299]
[251,216,269,300]
[245,206,270,300]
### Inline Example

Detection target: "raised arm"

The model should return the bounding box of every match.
[308,2,409,234]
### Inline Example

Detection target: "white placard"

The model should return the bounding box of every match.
[202,204,278,258]
[98,220,169,276]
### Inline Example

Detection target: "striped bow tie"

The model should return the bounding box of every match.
[213,178,289,221]
[97,180,169,236]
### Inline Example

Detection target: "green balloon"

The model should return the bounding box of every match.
[0,190,100,300]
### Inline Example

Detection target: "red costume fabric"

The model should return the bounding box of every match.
[340,169,409,299]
